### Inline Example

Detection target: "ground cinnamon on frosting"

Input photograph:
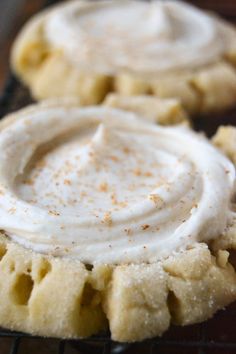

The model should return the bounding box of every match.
[0,106,234,264]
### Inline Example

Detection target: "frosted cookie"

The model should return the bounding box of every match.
[0,100,235,341]
[11,0,236,115]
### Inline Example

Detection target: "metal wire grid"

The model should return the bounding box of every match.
[1,318,236,354]
[0,0,236,353]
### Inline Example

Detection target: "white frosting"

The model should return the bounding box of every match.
[44,0,236,75]
[0,106,235,264]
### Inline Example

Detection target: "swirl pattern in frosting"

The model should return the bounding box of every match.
[0,105,234,264]
[44,0,236,75]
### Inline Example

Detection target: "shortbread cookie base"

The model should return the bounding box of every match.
[213,126,236,165]
[212,126,236,252]
[0,234,236,342]
[103,94,188,125]
[11,9,236,115]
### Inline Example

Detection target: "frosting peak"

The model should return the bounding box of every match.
[44,0,236,75]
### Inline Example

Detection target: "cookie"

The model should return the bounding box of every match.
[11,0,236,115]
[0,99,235,341]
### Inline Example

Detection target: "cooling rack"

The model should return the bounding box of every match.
[1,0,236,353]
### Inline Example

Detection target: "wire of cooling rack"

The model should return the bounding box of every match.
[1,323,236,354]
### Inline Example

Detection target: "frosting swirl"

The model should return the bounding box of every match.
[44,0,236,75]
[0,105,234,264]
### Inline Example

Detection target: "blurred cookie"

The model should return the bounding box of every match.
[0,100,235,341]
[11,0,236,115]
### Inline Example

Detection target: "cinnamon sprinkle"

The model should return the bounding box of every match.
[103,212,112,226]
[48,210,60,216]
[64,179,71,186]
[99,182,108,192]
[8,207,16,214]
[149,194,163,204]
[141,224,150,231]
